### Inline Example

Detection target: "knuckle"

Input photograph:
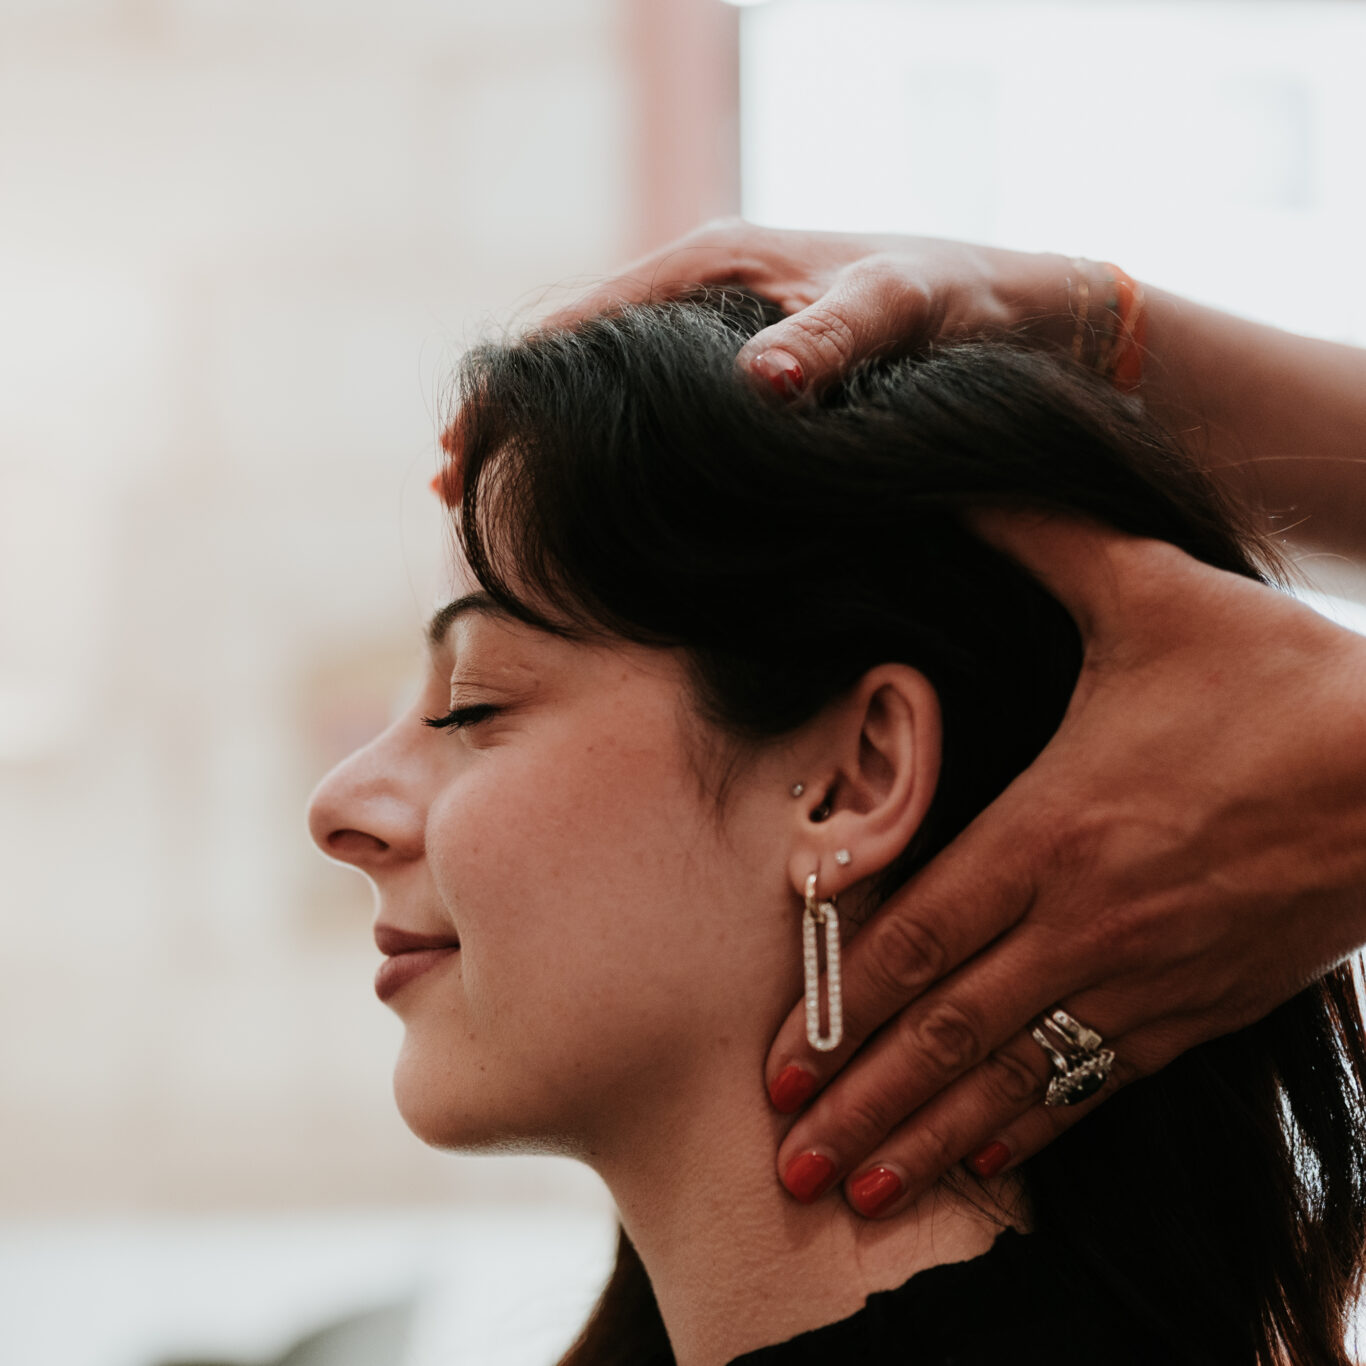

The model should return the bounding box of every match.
[1040,780,1138,876]
[1039,804,1099,879]
[848,253,925,308]
[840,254,938,345]
[864,913,950,1003]
[909,1001,983,1078]
[980,1047,1046,1107]
[783,304,860,367]
[908,1118,958,1178]
[691,214,748,244]
[834,1086,904,1151]
[1104,904,1161,970]
[1094,894,1187,978]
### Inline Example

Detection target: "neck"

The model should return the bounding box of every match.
[589,1044,1026,1366]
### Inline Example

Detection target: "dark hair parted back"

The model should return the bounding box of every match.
[446,291,1366,1366]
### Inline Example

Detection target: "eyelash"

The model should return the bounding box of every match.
[421,704,500,732]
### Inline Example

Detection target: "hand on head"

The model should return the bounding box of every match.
[546,217,1067,399]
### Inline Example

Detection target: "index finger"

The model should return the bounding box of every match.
[541,221,788,329]
[541,252,733,330]
[765,794,1043,1110]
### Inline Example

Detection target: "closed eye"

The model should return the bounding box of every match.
[421,704,500,731]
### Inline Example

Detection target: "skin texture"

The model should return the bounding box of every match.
[553,219,1366,1214]
[307,555,1024,1366]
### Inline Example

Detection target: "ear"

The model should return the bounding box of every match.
[786,664,941,904]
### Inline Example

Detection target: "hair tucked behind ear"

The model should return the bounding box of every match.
[445,291,1366,1366]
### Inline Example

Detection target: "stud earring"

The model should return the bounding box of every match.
[802,872,843,1052]
[790,782,805,798]
[835,848,852,867]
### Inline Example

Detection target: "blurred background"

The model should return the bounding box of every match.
[2,1,1364,1363]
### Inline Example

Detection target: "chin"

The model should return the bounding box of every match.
[390,1040,580,1157]
[392,1047,496,1152]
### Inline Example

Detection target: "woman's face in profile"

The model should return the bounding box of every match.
[307,553,802,1158]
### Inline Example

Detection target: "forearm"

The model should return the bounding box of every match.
[999,254,1366,560]
[1133,290,1366,560]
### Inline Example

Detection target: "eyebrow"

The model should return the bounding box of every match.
[425,591,507,649]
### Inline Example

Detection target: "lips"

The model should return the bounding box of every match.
[374,924,460,956]
[373,923,461,1002]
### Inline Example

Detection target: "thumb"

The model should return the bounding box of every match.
[736,261,936,399]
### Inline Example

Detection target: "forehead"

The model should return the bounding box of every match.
[428,540,692,694]
[426,546,505,649]
[430,535,580,650]
[424,546,571,664]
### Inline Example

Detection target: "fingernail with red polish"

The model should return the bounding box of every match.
[848,1165,904,1218]
[752,348,804,398]
[782,1151,836,1203]
[966,1141,1011,1179]
[769,1065,818,1114]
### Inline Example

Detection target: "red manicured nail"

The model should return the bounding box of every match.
[782,1151,836,1203]
[769,1065,818,1114]
[848,1165,904,1218]
[966,1140,1011,1179]
[752,348,804,398]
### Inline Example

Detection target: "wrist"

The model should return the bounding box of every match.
[996,251,1077,351]
[999,253,1147,390]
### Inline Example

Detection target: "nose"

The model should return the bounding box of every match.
[307,722,426,873]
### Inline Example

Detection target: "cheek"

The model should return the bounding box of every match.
[388,686,812,1160]
[397,711,749,1151]
[426,714,730,1037]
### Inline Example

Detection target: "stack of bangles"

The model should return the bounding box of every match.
[1067,259,1148,393]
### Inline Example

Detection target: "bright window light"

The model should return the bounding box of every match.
[740,0,1366,342]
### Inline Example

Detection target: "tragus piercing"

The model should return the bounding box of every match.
[802,872,843,1051]
[790,783,806,798]
[835,849,852,867]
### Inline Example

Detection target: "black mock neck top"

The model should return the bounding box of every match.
[724,1228,1183,1365]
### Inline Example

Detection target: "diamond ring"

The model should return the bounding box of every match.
[1030,1007,1115,1107]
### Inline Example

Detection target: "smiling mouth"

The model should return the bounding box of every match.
[373,943,460,1003]
[374,924,460,956]
[372,924,461,1003]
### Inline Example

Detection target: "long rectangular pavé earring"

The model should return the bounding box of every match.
[803,871,843,1052]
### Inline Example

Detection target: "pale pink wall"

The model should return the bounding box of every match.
[0,0,734,1217]
[625,0,741,255]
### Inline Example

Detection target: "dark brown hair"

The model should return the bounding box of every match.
[444,291,1366,1365]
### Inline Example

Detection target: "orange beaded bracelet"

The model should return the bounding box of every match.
[1099,262,1147,392]
[1067,259,1147,392]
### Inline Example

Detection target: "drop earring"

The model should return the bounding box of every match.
[802,872,843,1052]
